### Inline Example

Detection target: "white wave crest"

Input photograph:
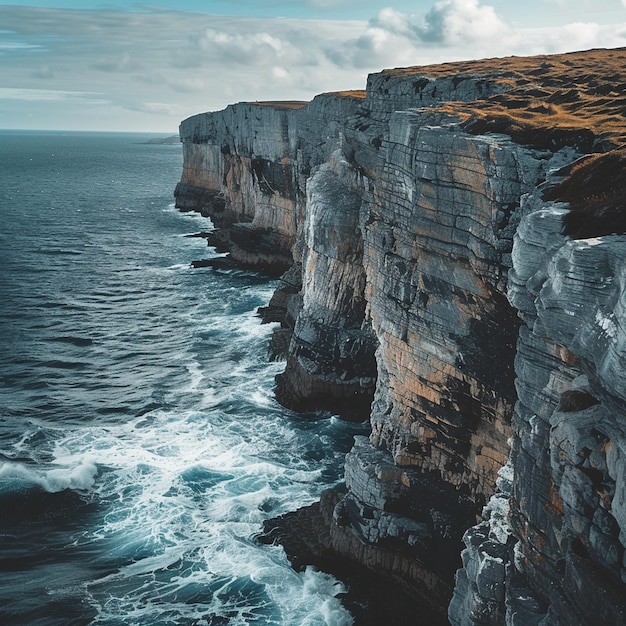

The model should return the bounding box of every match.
[0,457,98,493]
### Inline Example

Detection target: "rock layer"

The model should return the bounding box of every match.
[176,48,626,624]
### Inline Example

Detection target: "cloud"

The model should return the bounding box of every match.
[519,21,626,55]
[31,65,54,79]
[0,87,108,103]
[325,1,626,70]
[326,1,514,68]
[167,77,211,93]
[304,0,352,7]
[177,19,335,71]
[325,10,406,68]
[416,0,512,44]
[132,101,187,116]
[0,41,43,51]
[196,28,284,65]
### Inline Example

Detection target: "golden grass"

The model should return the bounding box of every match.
[385,48,626,149]
[244,48,626,146]
[246,100,309,109]
[246,91,366,108]
[324,90,367,99]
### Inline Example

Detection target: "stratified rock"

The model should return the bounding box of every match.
[274,155,377,419]
[176,48,626,625]
[492,204,626,625]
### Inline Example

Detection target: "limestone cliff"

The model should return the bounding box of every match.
[175,48,626,624]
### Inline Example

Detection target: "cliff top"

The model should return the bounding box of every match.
[380,48,626,151]
[244,101,308,109]
[185,48,625,238]
[324,90,367,99]
[382,47,626,238]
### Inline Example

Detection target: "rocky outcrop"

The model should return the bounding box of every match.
[451,196,626,626]
[176,48,626,624]
[273,155,378,418]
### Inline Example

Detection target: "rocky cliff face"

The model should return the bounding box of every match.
[175,48,626,624]
[450,190,626,626]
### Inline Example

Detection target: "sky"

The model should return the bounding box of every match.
[1,1,626,132]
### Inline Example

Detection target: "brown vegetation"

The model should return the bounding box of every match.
[325,90,367,99]
[544,150,626,237]
[247,100,309,109]
[386,48,626,237]
[386,48,626,151]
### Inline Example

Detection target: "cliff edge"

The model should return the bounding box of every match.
[175,47,626,625]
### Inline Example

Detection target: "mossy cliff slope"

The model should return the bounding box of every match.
[175,48,626,625]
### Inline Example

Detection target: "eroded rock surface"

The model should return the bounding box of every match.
[176,48,626,624]
[452,204,626,626]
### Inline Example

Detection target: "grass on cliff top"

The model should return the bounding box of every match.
[385,47,626,238]
[543,150,626,238]
[246,100,309,109]
[386,48,626,151]
[324,90,367,99]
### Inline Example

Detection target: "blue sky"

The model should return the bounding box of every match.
[2,1,626,132]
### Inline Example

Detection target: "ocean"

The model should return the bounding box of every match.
[0,131,363,625]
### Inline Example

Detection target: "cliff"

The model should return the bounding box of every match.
[175,47,626,624]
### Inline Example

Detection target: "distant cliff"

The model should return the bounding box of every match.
[175,47,626,625]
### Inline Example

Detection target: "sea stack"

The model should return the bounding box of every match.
[175,48,626,624]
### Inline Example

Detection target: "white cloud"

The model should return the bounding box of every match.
[518,21,626,55]
[325,11,408,68]
[167,77,211,93]
[305,0,352,7]
[92,52,141,73]
[31,65,54,79]
[272,66,290,79]
[177,19,339,70]
[326,1,515,68]
[196,28,284,65]
[0,41,43,51]
[325,1,626,70]
[416,0,512,44]
[373,7,414,36]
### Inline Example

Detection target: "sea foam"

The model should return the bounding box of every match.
[0,457,98,493]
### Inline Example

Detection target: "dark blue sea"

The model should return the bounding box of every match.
[0,131,361,625]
